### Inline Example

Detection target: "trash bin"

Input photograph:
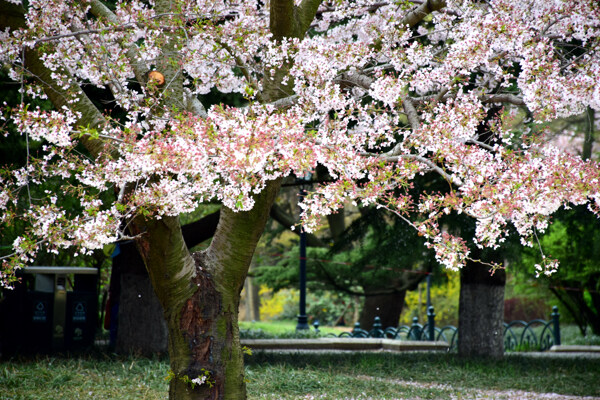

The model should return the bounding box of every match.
[0,266,98,355]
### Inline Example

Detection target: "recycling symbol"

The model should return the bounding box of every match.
[72,301,86,322]
[33,301,47,322]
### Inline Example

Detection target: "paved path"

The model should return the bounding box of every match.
[507,351,600,359]
[289,375,600,400]
[354,375,600,400]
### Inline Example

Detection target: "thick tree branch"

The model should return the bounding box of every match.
[403,98,420,132]
[336,70,374,90]
[400,0,447,28]
[383,154,462,186]
[215,39,261,97]
[480,93,525,106]
[270,0,296,40]
[415,92,526,106]
[382,98,420,158]
[464,138,495,151]
[314,260,429,297]
[89,0,148,87]
[270,203,328,247]
[133,215,196,325]
[583,107,595,161]
[270,0,323,39]
[296,0,323,34]
[184,91,208,118]
[206,180,283,298]
[268,94,299,109]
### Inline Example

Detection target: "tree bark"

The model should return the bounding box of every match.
[116,1,321,395]
[357,267,426,330]
[458,250,506,358]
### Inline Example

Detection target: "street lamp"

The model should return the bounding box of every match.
[296,173,311,331]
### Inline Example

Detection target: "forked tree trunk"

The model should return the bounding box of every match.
[458,250,506,358]
[358,270,426,330]
[112,212,221,355]
[135,181,280,400]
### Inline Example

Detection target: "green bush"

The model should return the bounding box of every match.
[306,291,352,326]
[239,328,322,340]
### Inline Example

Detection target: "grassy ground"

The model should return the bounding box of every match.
[2,323,599,399]
[0,356,169,400]
[560,325,600,346]
[246,352,600,399]
[1,351,599,399]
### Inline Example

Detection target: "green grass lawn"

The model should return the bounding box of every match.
[246,352,600,399]
[1,352,599,399]
[239,319,348,337]
[560,325,600,346]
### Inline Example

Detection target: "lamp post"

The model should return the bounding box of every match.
[296,173,311,331]
[426,273,431,309]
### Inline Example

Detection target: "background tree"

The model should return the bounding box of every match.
[505,106,600,336]
[514,206,600,336]
[2,1,600,399]
[257,182,437,329]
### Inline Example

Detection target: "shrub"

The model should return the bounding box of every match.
[259,286,352,326]
[400,271,460,327]
[503,297,549,321]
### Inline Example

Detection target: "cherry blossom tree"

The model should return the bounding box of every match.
[1,0,600,398]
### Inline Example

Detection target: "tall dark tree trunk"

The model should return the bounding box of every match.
[115,250,168,354]
[458,249,506,358]
[358,291,406,329]
[358,269,426,330]
[242,264,261,321]
[134,182,280,400]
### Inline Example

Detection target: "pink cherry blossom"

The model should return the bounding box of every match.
[1,0,600,286]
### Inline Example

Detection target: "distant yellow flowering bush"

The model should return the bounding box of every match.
[400,271,460,327]
[259,286,298,320]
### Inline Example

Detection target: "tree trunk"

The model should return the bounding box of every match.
[590,291,600,336]
[458,250,506,358]
[111,241,168,355]
[111,212,221,355]
[243,264,261,322]
[135,181,280,400]
[115,274,167,356]
[116,270,168,355]
[358,291,406,330]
